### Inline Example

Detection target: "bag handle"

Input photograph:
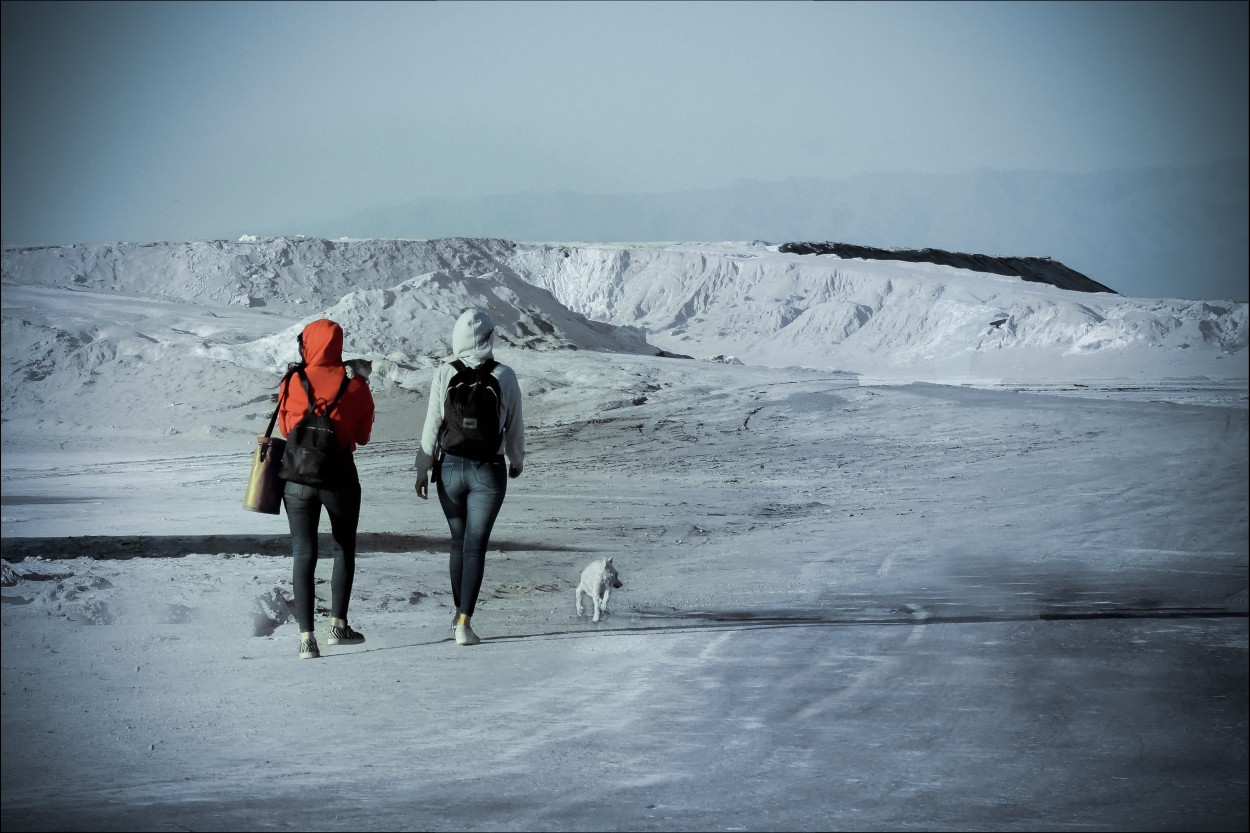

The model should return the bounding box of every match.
[262,404,280,439]
[261,366,301,439]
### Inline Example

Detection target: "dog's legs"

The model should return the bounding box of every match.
[575,587,585,616]
[601,584,611,612]
[591,592,603,622]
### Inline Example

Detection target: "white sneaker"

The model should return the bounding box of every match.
[454,622,481,646]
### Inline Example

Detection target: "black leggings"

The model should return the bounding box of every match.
[283,468,361,633]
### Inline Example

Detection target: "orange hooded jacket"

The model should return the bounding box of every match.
[278,319,374,453]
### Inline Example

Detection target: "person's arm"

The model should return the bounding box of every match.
[353,379,375,447]
[499,366,525,478]
[277,371,300,437]
[414,367,447,499]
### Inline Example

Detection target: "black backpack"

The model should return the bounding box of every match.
[439,359,503,461]
[279,368,353,487]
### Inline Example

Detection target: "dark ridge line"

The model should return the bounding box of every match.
[0,534,595,561]
[778,241,1118,295]
[365,607,1250,649]
[630,607,1248,626]
[350,609,1249,650]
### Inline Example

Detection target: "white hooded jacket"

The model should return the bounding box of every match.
[415,309,524,475]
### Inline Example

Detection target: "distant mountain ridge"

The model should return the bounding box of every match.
[308,159,1249,303]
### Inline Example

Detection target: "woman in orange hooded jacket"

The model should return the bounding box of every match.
[278,318,375,660]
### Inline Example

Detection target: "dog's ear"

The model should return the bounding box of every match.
[605,557,613,566]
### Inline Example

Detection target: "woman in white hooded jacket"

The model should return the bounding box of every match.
[415,309,524,645]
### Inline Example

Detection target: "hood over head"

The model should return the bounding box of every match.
[299,318,345,367]
[450,308,495,365]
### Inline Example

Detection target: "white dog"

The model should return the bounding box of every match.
[344,358,372,381]
[575,557,623,622]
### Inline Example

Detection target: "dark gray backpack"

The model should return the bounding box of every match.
[279,368,352,487]
[439,359,502,461]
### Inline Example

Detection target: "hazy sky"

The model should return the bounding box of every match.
[2,0,1246,246]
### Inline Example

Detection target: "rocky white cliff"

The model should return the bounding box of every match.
[3,236,1246,387]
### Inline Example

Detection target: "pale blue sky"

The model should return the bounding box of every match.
[2,0,1246,246]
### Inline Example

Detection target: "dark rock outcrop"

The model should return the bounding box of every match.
[779,242,1118,295]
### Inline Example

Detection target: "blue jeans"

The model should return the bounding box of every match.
[437,453,507,617]
[283,460,361,633]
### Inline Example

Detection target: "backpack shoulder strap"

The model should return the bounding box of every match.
[295,368,317,416]
[323,372,353,418]
[293,367,350,417]
[479,358,498,375]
